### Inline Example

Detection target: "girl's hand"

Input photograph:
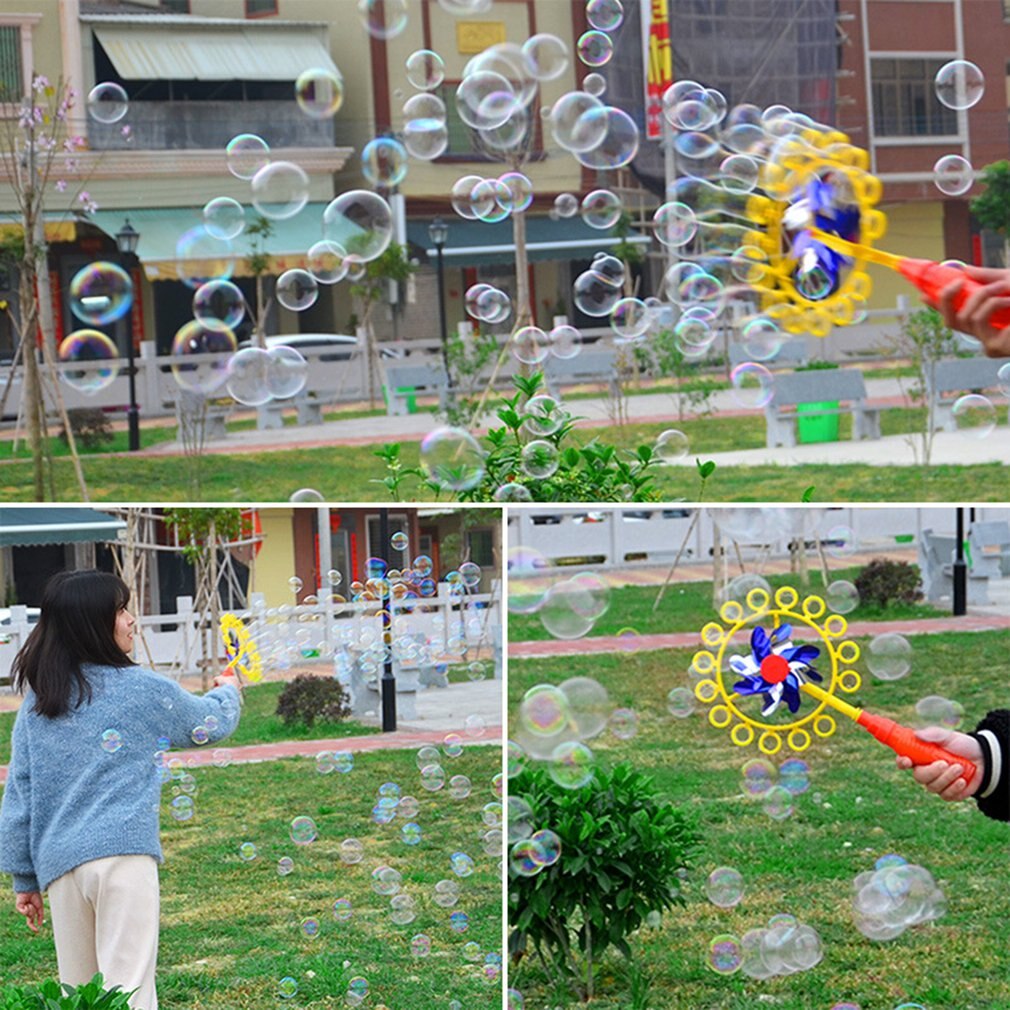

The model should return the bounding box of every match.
[937,266,1010,358]
[895,726,985,801]
[213,668,241,691]
[15,891,44,933]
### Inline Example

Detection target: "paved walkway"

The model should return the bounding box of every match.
[509,612,1010,658]
[106,376,1008,467]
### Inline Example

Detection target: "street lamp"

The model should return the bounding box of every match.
[378,507,397,732]
[115,218,141,451]
[428,217,450,382]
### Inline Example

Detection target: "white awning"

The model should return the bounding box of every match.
[92,24,338,82]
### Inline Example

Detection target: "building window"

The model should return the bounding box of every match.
[871,58,958,137]
[1004,0,1010,19]
[245,0,279,17]
[466,529,495,569]
[0,25,23,101]
[160,0,191,11]
[433,82,543,161]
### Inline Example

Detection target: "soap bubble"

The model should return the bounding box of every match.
[666,686,695,718]
[455,71,519,130]
[58,330,120,395]
[553,192,579,218]
[290,816,317,844]
[538,582,595,639]
[87,82,128,123]
[277,856,294,875]
[519,684,571,736]
[825,524,857,558]
[362,137,409,188]
[608,707,638,740]
[69,262,133,326]
[611,297,650,340]
[915,694,964,729]
[410,933,432,957]
[251,161,309,220]
[581,188,622,229]
[997,361,1010,397]
[175,226,234,289]
[239,841,257,861]
[654,201,697,248]
[404,116,449,160]
[226,133,270,180]
[762,784,794,820]
[934,59,984,109]
[573,269,622,317]
[574,105,639,169]
[450,851,475,877]
[720,153,760,193]
[779,758,810,795]
[323,190,394,263]
[499,171,534,212]
[586,0,624,31]
[266,346,309,399]
[730,362,774,408]
[740,317,783,361]
[169,795,194,821]
[406,49,445,90]
[419,427,485,491]
[549,740,595,788]
[226,348,271,406]
[340,838,364,864]
[358,0,409,39]
[522,395,564,437]
[867,633,912,681]
[521,439,560,480]
[522,33,569,81]
[706,867,744,908]
[511,325,551,365]
[277,977,298,999]
[170,321,236,394]
[295,67,344,118]
[203,197,245,241]
[741,757,776,797]
[933,154,973,196]
[951,394,996,438]
[708,934,743,974]
[300,917,320,938]
[372,865,403,895]
[100,728,123,754]
[193,279,245,331]
[654,428,689,462]
[583,72,606,97]
[275,269,319,312]
[307,240,349,284]
[577,30,613,67]
[550,92,608,152]
[825,580,860,615]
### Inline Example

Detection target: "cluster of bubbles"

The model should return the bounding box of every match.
[709,913,823,978]
[738,756,810,820]
[931,61,984,197]
[507,796,563,878]
[852,855,946,941]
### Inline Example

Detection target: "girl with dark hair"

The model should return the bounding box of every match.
[0,570,242,1009]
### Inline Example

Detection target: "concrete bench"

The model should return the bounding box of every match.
[927,358,1010,432]
[967,520,1010,578]
[174,391,230,441]
[917,528,989,605]
[543,347,627,399]
[764,368,881,448]
[729,338,809,370]
[363,665,421,720]
[256,390,335,430]
[383,362,449,416]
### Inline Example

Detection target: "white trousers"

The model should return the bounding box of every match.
[48,854,160,1010]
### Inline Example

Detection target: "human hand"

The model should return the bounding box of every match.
[15,891,44,933]
[895,726,984,801]
[213,667,241,691]
[936,265,1010,358]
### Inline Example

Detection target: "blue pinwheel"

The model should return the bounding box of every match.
[730,623,822,716]
[785,176,861,299]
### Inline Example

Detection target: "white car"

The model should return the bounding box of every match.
[239,334,402,361]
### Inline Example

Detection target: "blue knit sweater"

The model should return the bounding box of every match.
[0,664,240,894]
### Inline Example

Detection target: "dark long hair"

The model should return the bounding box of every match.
[12,570,136,718]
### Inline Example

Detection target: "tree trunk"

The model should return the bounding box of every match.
[513,209,531,330]
[18,254,45,501]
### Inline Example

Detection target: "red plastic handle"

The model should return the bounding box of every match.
[857,711,976,783]
[900,258,1010,331]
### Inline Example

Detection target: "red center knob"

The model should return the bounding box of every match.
[760,654,790,684]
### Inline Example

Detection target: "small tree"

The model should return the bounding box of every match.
[164,508,243,690]
[970,160,1010,267]
[349,242,416,409]
[244,214,276,347]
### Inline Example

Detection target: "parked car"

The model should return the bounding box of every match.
[238,334,402,361]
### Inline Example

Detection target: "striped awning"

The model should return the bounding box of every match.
[0,507,126,547]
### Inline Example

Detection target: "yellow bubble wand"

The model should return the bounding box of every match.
[219,612,262,684]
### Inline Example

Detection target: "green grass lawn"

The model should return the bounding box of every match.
[508,629,1008,1009]
[0,681,379,767]
[3,402,1007,502]
[1,746,502,1010]
[508,566,948,642]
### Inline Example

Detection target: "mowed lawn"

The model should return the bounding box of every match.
[2,406,1007,502]
[508,630,1008,1009]
[0,742,502,1009]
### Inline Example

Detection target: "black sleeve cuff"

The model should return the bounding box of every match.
[969,709,1009,823]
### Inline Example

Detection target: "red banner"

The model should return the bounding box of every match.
[644,0,673,140]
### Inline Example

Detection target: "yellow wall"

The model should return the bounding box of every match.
[865,201,946,311]
[251,508,297,608]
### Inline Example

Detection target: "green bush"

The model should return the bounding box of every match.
[1,975,134,1009]
[275,673,351,727]
[509,761,701,1001]
[854,558,924,609]
[59,407,114,451]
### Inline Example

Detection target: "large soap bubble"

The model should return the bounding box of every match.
[295,67,344,119]
[58,329,121,395]
[171,321,237,394]
[69,262,133,326]
[323,190,393,263]
[934,60,984,110]
[419,427,485,491]
[225,133,270,180]
[251,161,310,220]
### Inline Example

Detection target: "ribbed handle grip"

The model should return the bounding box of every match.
[858,711,976,783]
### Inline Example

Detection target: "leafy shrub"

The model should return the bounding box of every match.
[275,674,351,727]
[2,974,133,1009]
[59,407,114,450]
[377,372,717,503]
[854,558,923,608]
[509,761,701,1001]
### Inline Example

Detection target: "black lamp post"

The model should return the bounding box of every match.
[953,507,967,616]
[378,507,397,732]
[115,218,141,451]
[427,217,450,381]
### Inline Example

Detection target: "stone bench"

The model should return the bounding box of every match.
[542,347,626,399]
[764,369,881,448]
[917,527,990,605]
[256,389,336,430]
[383,362,449,416]
[927,357,1009,432]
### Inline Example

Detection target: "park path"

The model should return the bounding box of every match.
[509,612,1010,659]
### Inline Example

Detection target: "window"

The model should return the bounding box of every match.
[366,515,410,561]
[0,25,22,101]
[245,0,278,17]
[1004,0,1010,19]
[160,0,190,11]
[871,58,958,137]
[466,529,495,569]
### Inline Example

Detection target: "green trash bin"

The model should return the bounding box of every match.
[382,385,418,414]
[796,401,839,443]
